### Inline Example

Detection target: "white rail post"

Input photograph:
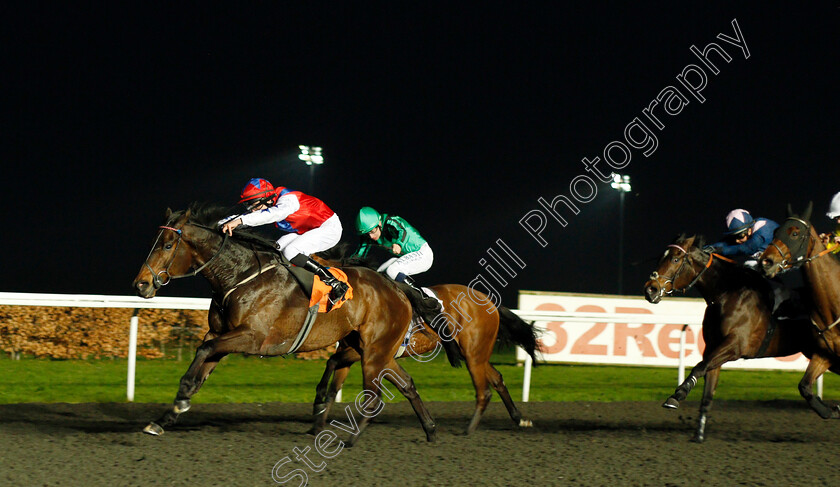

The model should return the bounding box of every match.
[818,374,824,399]
[127,309,139,402]
[678,324,687,385]
[335,342,343,403]
[522,352,533,402]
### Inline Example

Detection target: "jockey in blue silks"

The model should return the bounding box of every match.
[707,209,779,261]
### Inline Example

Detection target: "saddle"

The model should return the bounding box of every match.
[308,268,353,312]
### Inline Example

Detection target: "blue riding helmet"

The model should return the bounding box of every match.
[724,209,755,236]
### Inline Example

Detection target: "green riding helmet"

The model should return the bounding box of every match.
[356,206,382,234]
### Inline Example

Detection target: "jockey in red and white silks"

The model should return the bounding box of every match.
[220,177,347,303]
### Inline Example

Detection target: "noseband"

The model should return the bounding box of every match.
[649,244,732,299]
[143,223,228,289]
[768,217,832,272]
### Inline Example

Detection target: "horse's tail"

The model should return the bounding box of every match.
[496,306,541,365]
[396,282,464,368]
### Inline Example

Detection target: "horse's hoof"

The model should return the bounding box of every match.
[307,426,324,436]
[347,434,360,448]
[690,434,705,443]
[426,430,437,443]
[173,400,191,414]
[143,422,164,436]
[519,418,534,428]
[662,397,680,409]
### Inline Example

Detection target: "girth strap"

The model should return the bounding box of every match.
[754,317,777,358]
[286,304,320,355]
[221,264,278,306]
[813,314,840,335]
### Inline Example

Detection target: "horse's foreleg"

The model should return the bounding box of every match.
[144,327,259,436]
[664,337,740,409]
[312,358,337,420]
[799,354,839,419]
[143,352,227,436]
[663,360,707,409]
[312,360,354,435]
[693,367,720,443]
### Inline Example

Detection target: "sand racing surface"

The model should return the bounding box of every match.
[1,400,838,486]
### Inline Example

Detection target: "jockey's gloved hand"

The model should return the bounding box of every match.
[217,214,240,227]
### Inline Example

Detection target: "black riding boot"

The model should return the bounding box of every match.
[291,255,349,304]
[396,273,461,366]
[397,273,441,311]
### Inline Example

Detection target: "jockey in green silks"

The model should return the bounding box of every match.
[354,206,437,303]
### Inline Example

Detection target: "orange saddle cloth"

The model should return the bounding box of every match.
[309,268,353,312]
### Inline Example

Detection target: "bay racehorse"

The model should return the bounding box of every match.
[644,235,813,441]
[760,203,840,419]
[308,279,540,435]
[132,204,437,445]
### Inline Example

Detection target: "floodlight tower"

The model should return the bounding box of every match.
[610,174,632,295]
[298,145,324,193]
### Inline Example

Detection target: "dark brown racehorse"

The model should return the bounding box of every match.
[132,204,436,445]
[760,203,840,419]
[308,279,540,435]
[644,235,812,441]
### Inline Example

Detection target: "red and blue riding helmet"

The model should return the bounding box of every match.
[239,178,277,209]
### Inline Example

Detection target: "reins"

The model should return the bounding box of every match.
[651,244,735,297]
[770,217,840,340]
[143,223,229,288]
[770,217,834,272]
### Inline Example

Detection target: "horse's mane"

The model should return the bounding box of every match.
[315,242,376,269]
[169,202,282,254]
[672,233,771,296]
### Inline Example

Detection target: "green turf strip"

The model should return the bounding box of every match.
[1,350,837,404]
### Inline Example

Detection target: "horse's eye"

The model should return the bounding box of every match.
[672,258,679,263]
[164,243,173,250]
[792,232,799,237]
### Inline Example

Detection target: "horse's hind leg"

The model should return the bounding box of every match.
[349,358,436,447]
[693,367,720,443]
[486,363,533,430]
[464,359,493,435]
[799,354,839,419]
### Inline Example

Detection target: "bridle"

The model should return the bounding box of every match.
[768,217,840,337]
[766,217,833,273]
[142,223,228,289]
[649,244,734,299]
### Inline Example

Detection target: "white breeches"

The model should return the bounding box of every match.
[276,214,342,260]
[377,242,434,280]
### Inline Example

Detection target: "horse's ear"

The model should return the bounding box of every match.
[184,208,192,220]
[803,201,813,221]
[165,208,172,219]
[685,235,696,248]
[787,203,793,217]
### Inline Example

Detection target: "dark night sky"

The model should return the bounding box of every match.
[1,2,837,305]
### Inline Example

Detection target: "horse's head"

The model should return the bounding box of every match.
[644,234,706,304]
[760,202,816,278]
[133,208,198,298]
